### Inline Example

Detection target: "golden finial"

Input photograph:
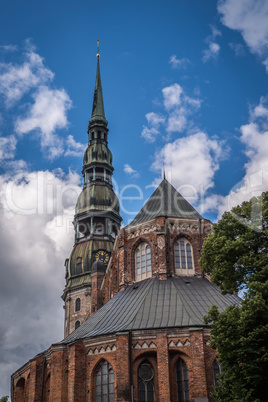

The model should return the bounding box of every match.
[96,39,100,57]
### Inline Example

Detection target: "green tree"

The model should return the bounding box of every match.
[200,192,268,402]
[0,397,9,402]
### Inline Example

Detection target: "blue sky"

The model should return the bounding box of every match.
[0,0,268,397]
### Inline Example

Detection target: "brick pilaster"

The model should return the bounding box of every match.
[156,333,171,401]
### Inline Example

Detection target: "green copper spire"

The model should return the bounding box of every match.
[88,40,107,129]
[91,44,105,118]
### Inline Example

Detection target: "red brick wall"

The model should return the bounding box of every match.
[12,328,219,402]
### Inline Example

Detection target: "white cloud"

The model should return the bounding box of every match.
[0,168,81,397]
[0,135,17,160]
[16,86,72,159]
[124,164,137,175]
[152,131,224,199]
[142,84,201,140]
[0,44,18,52]
[141,112,165,143]
[65,135,86,157]
[169,55,191,69]
[162,83,183,110]
[145,112,165,127]
[203,42,220,62]
[218,0,268,56]
[0,45,53,107]
[201,95,268,217]
[203,25,221,63]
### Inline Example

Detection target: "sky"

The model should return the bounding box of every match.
[0,0,268,397]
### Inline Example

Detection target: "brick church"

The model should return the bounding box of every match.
[11,50,240,402]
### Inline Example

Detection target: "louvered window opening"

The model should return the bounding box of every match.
[136,243,152,281]
[76,257,82,274]
[174,238,194,275]
[95,360,114,402]
[176,359,190,402]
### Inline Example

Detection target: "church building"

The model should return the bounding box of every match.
[11,49,241,402]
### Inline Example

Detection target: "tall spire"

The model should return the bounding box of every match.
[91,39,105,120]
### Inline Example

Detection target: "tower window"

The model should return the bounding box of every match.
[135,242,152,281]
[75,298,81,312]
[176,358,190,402]
[95,360,114,402]
[75,320,80,330]
[213,361,221,388]
[138,360,155,402]
[76,257,82,274]
[174,238,194,275]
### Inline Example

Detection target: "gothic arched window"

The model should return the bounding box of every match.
[138,360,155,402]
[95,360,114,402]
[176,358,190,402]
[135,243,152,281]
[75,298,81,312]
[174,238,194,275]
[75,320,80,330]
[213,361,221,388]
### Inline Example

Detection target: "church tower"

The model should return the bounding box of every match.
[62,47,122,337]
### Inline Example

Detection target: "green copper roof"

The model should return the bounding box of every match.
[61,276,241,343]
[91,57,105,119]
[128,179,202,226]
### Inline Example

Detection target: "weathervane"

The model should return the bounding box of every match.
[163,162,166,180]
[97,39,100,58]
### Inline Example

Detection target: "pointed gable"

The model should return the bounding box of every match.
[129,179,201,226]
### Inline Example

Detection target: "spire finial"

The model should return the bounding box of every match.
[97,39,100,58]
[163,162,166,180]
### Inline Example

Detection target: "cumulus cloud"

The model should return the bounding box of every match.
[142,84,201,142]
[65,135,86,157]
[0,168,81,396]
[218,0,268,56]
[200,95,268,217]
[0,43,54,107]
[168,55,191,69]
[16,86,72,159]
[152,131,224,200]
[123,163,139,178]
[0,41,75,159]
[203,25,221,62]
[0,135,17,160]
[141,112,165,142]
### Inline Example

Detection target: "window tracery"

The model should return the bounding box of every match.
[138,360,155,402]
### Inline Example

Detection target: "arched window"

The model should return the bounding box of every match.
[213,361,221,388]
[75,320,80,330]
[95,360,114,402]
[138,360,155,402]
[135,243,152,281]
[75,298,81,312]
[76,257,82,274]
[176,359,190,402]
[174,238,194,275]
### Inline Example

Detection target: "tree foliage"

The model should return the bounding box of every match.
[201,192,268,402]
[0,397,9,402]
